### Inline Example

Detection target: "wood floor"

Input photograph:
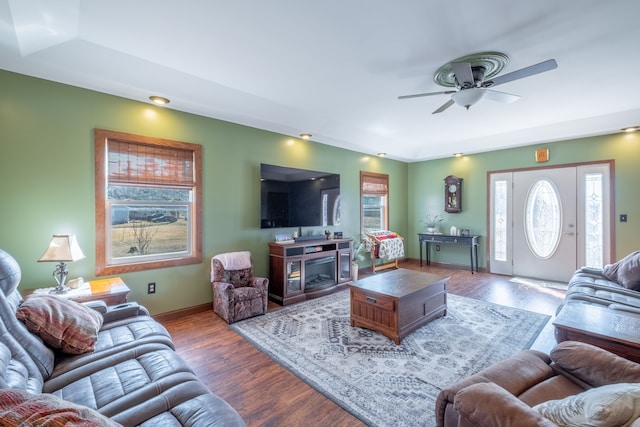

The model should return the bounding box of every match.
[158,260,566,427]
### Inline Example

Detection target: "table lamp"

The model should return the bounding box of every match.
[38,234,85,294]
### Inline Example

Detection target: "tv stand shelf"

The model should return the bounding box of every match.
[268,238,352,305]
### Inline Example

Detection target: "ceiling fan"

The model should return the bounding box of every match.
[398,52,558,114]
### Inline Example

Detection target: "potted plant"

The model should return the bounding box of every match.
[421,213,444,233]
[351,239,368,281]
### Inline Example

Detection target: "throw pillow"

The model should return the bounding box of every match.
[602,250,640,290]
[533,383,640,427]
[16,294,103,354]
[0,389,120,426]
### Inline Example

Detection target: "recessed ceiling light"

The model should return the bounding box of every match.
[149,96,170,105]
[621,126,640,133]
[377,152,386,157]
[453,152,463,157]
[300,133,312,140]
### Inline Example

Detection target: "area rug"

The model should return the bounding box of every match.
[231,290,550,427]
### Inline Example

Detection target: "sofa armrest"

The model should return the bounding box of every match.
[577,266,605,276]
[551,341,640,386]
[82,300,108,314]
[101,302,148,323]
[212,281,235,302]
[83,300,150,323]
[249,277,269,291]
[435,349,554,426]
[454,382,557,427]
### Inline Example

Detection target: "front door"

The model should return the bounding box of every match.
[512,168,577,282]
[489,162,612,283]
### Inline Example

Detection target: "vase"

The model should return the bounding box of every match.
[352,261,359,281]
[426,227,437,233]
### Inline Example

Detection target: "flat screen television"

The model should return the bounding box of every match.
[260,163,340,229]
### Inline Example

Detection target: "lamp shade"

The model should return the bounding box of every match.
[38,235,85,263]
[451,88,485,109]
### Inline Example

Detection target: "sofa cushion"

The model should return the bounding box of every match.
[0,388,120,426]
[16,294,103,354]
[551,341,640,386]
[602,250,640,290]
[533,383,640,427]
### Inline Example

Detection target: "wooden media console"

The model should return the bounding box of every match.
[268,238,352,305]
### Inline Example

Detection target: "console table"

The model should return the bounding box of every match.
[418,233,480,273]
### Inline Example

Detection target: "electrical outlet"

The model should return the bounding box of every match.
[620,214,628,222]
[436,245,440,251]
[148,282,156,294]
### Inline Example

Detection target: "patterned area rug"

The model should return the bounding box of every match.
[231,289,550,427]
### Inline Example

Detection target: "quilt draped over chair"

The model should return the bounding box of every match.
[365,230,405,272]
[210,251,269,323]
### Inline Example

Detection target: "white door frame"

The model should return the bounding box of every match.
[487,161,614,278]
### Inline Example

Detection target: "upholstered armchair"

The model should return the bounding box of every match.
[210,251,269,323]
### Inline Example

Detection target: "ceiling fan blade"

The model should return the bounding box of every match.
[398,90,456,100]
[451,61,474,88]
[483,89,520,104]
[483,59,558,87]
[432,99,455,114]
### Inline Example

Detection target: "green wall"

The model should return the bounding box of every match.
[0,70,407,314]
[2,69,638,315]
[407,132,640,268]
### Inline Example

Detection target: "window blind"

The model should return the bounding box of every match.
[107,140,195,187]
[361,171,388,195]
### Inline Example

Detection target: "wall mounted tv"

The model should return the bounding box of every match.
[260,163,340,229]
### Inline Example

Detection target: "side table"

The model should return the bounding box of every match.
[22,277,131,306]
[553,301,640,363]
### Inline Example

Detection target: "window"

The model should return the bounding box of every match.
[493,179,508,262]
[360,171,388,233]
[524,178,562,259]
[95,129,202,275]
[583,171,605,267]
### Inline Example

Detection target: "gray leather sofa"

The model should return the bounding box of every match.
[562,250,640,312]
[0,249,245,427]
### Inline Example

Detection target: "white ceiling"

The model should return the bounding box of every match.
[1,0,639,162]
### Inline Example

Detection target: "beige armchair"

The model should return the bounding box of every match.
[210,251,269,323]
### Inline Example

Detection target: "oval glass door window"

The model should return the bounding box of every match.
[525,178,562,259]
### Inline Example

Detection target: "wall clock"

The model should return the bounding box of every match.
[444,175,463,213]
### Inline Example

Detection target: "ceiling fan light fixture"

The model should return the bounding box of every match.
[451,88,485,110]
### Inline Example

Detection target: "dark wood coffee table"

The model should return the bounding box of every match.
[554,301,640,363]
[347,269,449,344]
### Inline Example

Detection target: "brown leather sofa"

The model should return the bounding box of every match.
[0,249,245,426]
[435,340,640,427]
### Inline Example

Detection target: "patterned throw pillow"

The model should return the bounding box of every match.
[0,389,120,426]
[16,294,103,354]
[533,383,640,427]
